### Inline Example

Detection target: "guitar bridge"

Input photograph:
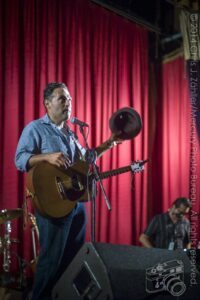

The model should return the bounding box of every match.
[72,175,84,191]
[55,177,67,200]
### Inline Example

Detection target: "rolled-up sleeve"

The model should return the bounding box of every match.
[15,123,41,172]
[144,215,158,238]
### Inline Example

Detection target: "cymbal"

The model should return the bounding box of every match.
[0,208,23,224]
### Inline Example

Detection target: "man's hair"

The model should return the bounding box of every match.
[43,82,67,103]
[173,197,192,208]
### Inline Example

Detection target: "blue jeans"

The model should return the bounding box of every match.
[31,203,87,300]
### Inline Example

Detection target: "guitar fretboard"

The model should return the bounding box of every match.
[99,165,132,180]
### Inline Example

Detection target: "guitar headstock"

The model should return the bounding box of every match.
[130,159,149,173]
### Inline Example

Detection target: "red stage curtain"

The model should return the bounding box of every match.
[1,0,197,271]
[0,0,149,265]
[139,55,195,247]
[155,55,200,247]
[160,56,191,209]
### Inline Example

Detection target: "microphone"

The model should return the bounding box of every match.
[70,117,89,127]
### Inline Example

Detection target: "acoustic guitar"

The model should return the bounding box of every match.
[27,160,147,218]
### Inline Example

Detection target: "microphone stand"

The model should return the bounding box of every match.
[79,126,111,243]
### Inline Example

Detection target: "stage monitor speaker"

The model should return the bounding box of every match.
[0,287,22,300]
[52,242,200,300]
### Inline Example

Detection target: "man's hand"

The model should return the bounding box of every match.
[46,152,71,168]
[28,152,71,170]
[95,131,124,158]
[107,131,123,148]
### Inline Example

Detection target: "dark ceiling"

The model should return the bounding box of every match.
[91,0,198,59]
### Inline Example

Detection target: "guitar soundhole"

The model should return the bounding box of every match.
[55,175,85,202]
[67,175,85,201]
[72,175,82,191]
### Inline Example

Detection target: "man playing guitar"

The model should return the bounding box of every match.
[15,82,122,300]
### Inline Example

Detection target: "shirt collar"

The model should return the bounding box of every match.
[41,114,70,132]
[40,114,54,124]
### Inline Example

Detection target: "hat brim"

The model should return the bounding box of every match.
[109,107,142,140]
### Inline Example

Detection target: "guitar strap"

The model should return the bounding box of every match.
[64,125,86,160]
[73,137,86,160]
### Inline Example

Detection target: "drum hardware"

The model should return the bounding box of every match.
[0,208,23,286]
[0,237,20,251]
[0,209,23,224]
[0,252,27,289]
[0,209,22,273]
[3,221,12,272]
[23,197,40,272]
[28,213,39,273]
[0,207,27,289]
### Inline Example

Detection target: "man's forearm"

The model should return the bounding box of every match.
[28,154,51,169]
[95,132,123,158]
[186,242,191,249]
[28,152,70,170]
[139,233,154,248]
[95,139,116,158]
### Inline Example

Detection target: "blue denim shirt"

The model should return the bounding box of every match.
[15,114,85,172]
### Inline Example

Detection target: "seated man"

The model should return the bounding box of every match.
[139,197,192,250]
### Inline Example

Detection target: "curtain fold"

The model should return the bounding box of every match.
[161,55,191,209]
[144,55,194,242]
[0,0,197,272]
[0,0,149,265]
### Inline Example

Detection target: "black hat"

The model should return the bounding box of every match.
[109,107,142,140]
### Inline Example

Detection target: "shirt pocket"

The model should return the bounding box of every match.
[42,135,62,152]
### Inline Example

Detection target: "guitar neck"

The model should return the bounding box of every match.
[99,165,132,180]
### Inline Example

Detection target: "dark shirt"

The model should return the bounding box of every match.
[144,212,190,249]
